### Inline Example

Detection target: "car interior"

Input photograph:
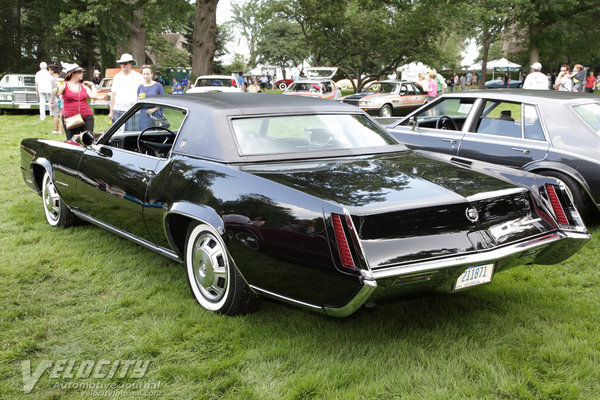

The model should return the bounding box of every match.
[104,106,185,158]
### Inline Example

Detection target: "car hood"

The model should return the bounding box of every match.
[244,151,520,214]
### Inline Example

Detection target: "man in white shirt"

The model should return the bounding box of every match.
[523,62,549,90]
[35,62,53,121]
[109,53,143,130]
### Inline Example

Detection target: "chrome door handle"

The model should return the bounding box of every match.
[442,139,457,144]
[512,147,530,154]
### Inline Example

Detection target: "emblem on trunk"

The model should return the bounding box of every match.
[465,207,479,223]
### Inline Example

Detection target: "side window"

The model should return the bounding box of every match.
[105,104,187,157]
[476,101,522,138]
[323,81,333,93]
[523,104,545,140]
[405,84,415,95]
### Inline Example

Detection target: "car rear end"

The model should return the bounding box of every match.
[322,175,589,316]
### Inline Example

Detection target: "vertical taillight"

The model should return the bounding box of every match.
[545,184,569,225]
[331,214,355,269]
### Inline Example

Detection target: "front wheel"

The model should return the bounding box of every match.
[380,104,393,117]
[42,171,76,227]
[278,82,288,90]
[185,223,260,315]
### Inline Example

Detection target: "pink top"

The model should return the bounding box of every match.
[62,83,92,118]
[428,80,437,97]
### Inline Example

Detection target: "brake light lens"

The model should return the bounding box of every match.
[331,214,355,268]
[545,184,569,225]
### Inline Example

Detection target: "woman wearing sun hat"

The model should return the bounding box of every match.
[54,65,102,140]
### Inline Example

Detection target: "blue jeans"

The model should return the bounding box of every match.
[112,110,139,132]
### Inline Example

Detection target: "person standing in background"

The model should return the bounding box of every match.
[48,64,63,135]
[35,62,53,121]
[554,65,573,91]
[92,70,101,87]
[55,65,101,140]
[523,62,548,90]
[585,71,595,93]
[137,65,165,130]
[109,53,143,128]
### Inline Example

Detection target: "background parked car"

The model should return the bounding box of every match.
[186,75,242,93]
[341,80,428,117]
[485,78,523,89]
[0,73,38,113]
[274,78,294,90]
[335,78,358,90]
[386,90,600,219]
[90,77,112,114]
[282,79,341,99]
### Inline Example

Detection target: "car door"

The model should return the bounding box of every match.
[389,97,477,155]
[457,101,549,168]
[72,105,181,242]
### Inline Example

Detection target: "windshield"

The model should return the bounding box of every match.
[232,114,397,156]
[195,78,236,87]
[364,82,397,94]
[572,103,600,133]
[0,75,34,87]
[99,79,112,89]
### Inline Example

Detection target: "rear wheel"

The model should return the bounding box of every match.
[278,82,288,90]
[538,170,588,218]
[380,104,393,117]
[184,222,260,315]
[41,171,76,227]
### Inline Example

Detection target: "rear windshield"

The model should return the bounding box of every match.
[572,103,600,133]
[232,114,397,156]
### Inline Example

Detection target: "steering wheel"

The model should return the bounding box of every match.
[137,126,176,157]
[436,115,458,130]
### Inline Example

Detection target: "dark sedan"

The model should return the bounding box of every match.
[20,94,589,317]
[387,90,600,219]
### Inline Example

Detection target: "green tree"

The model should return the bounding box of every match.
[255,19,310,79]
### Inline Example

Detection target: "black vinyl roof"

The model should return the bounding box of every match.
[139,93,380,163]
[144,92,358,116]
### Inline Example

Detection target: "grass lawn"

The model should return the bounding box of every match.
[1,112,599,400]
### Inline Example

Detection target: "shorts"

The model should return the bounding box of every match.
[50,100,62,117]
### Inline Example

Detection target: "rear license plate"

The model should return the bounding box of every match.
[454,264,493,290]
[19,104,31,109]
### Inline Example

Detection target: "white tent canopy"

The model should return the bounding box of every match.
[397,62,437,82]
[467,58,522,80]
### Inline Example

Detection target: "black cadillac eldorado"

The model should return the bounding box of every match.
[20,93,590,317]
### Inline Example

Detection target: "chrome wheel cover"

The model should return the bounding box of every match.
[191,232,229,303]
[42,174,61,225]
[381,106,392,117]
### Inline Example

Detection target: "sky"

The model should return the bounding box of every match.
[215,0,479,67]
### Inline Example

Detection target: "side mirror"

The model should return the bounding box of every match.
[75,131,94,147]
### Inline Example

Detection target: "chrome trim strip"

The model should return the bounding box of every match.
[249,286,325,312]
[70,209,181,262]
[370,231,590,280]
[465,187,527,202]
[323,279,377,317]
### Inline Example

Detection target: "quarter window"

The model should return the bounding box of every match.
[523,104,545,140]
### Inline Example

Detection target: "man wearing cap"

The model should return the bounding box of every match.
[35,62,53,121]
[523,62,548,90]
[109,53,143,129]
